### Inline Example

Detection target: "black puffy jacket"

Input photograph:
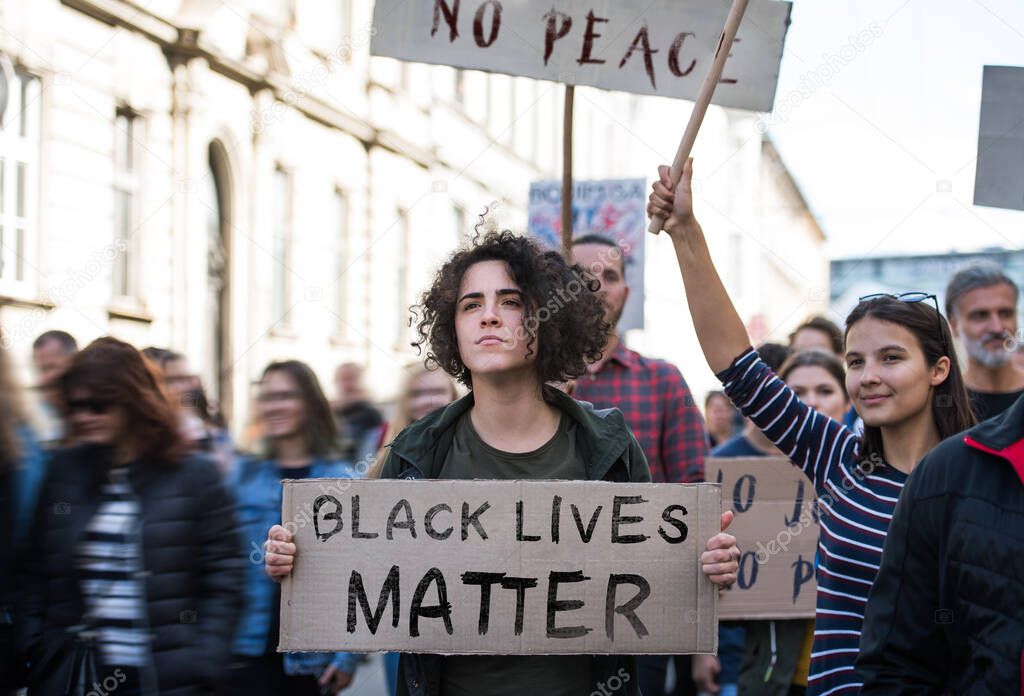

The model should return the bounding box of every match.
[857,394,1024,695]
[17,445,243,695]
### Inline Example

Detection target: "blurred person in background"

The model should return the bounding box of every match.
[17,337,242,695]
[30,330,78,448]
[788,317,844,356]
[788,317,861,432]
[366,362,458,694]
[368,362,458,478]
[945,262,1024,420]
[692,342,789,696]
[333,362,384,465]
[1,331,44,694]
[704,391,737,449]
[152,350,235,475]
[228,360,359,695]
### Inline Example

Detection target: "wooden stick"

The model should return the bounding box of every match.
[648,0,750,234]
[561,84,575,260]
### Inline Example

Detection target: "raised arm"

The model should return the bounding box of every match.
[649,161,857,487]
[647,159,750,374]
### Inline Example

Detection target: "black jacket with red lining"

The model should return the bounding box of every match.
[857,392,1024,695]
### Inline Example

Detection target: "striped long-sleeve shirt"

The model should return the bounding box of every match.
[719,349,907,696]
[77,467,149,669]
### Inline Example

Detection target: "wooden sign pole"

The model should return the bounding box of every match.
[561,84,575,260]
[647,0,750,234]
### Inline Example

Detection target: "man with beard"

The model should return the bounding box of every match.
[946,262,1024,421]
[571,234,707,696]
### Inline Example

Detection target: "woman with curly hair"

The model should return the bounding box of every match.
[263,229,741,696]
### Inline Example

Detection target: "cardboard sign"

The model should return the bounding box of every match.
[279,479,720,654]
[370,0,793,112]
[974,65,1024,211]
[708,457,817,620]
[528,178,646,331]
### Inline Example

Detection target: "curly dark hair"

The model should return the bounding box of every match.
[413,229,611,388]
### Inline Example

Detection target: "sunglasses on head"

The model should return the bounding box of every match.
[67,397,114,415]
[857,292,948,352]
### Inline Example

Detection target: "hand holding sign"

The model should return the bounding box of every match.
[267,482,739,655]
[700,509,739,589]
[648,161,698,239]
[265,524,295,580]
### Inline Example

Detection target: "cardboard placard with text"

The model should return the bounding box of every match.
[709,457,818,620]
[370,0,793,112]
[279,479,720,654]
[527,178,646,331]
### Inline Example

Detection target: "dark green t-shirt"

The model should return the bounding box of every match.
[438,411,592,696]
[438,410,585,480]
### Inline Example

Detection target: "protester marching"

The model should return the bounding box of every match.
[647,158,982,694]
[3,1,1024,695]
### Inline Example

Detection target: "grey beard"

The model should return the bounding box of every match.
[962,332,1012,369]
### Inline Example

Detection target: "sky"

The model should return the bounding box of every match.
[763,0,1024,259]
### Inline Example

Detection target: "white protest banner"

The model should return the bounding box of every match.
[279,479,720,654]
[708,457,817,620]
[370,0,792,112]
[974,65,1024,212]
[528,178,646,331]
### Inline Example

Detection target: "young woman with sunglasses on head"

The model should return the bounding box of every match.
[17,337,243,695]
[648,160,975,695]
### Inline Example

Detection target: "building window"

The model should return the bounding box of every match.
[272,165,292,323]
[0,68,41,288]
[333,188,349,335]
[112,106,141,300]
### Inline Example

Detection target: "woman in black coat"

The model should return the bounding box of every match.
[17,337,243,696]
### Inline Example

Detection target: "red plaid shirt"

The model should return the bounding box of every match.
[574,341,707,483]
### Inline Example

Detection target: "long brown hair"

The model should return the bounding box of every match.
[60,336,186,464]
[259,360,339,460]
[0,331,25,470]
[845,297,975,462]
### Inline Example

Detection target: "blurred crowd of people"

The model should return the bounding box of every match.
[2,204,1023,695]
[1,322,464,695]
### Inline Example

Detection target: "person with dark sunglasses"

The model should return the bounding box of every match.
[648,159,976,696]
[15,337,243,695]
